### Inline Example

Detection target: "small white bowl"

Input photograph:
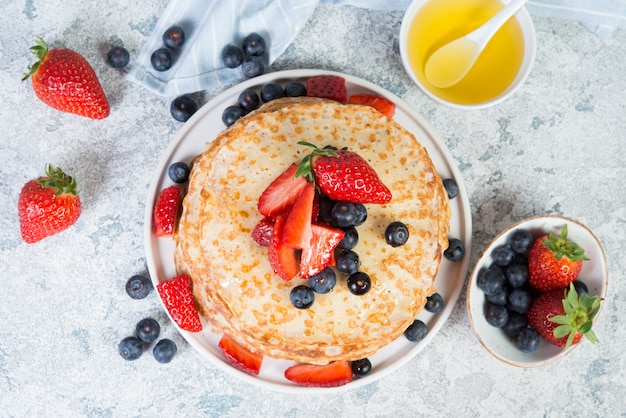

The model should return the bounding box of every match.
[467,215,608,367]
[399,0,536,110]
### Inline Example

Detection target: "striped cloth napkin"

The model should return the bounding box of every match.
[126,0,626,97]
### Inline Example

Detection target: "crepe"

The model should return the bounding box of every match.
[174,97,450,364]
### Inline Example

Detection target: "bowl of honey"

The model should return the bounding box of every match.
[400,0,536,109]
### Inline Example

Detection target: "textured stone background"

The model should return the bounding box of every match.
[1,1,625,416]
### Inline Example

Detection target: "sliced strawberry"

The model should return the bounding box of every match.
[252,217,274,247]
[299,224,345,279]
[284,360,353,387]
[283,182,315,249]
[156,274,202,332]
[306,75,347,103]
[268,215,299,281]
[258,163,308,218]
[153,186,182,236]
[218,334,263,376]
[349,94,396,118]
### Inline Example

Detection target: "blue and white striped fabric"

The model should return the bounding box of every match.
[126,0,626,97]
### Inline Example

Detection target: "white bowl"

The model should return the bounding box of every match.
[467,215,608,367]
[399,0,536,110]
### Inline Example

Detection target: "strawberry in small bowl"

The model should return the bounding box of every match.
[467,215,607,367]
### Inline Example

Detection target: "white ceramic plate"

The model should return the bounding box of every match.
[144,69,472,393]
[467,215,608,367]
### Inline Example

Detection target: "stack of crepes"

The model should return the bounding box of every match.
[173,96,450,364]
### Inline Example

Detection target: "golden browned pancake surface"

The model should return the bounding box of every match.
[174,97,450,364]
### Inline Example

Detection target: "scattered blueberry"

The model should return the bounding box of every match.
[476,268,505,296]
[163,25,185,49]
[351,358,372,377]
[502,312,528,338]
[573,280,589,295]
[170,95,198,122]
[238,89,260,112]
[336,250,360,276]
[332,201,358,228]
[107,46,130,68]
[505,263,529,289]
[118,336,143,361]
[485,303,509,328]
[136,318,161,343]
[241,55,264,78]
[338,226,358,250]
[290,285,315,309]
[444,238,465,261]
[308,267,337,294]
[347,272,371,295]
[442,178,458,199]
[284,81,307,97]
[485,286,509,305]
[517,327,540,353]
[508,229,534,254]
[425,292,444,313]
[168,161,191,184]
[491,244,516,266]
[404,319,428,342]
[260,83,284,102]
[242,32,266,56]
[153,339,178,363]
[151,47,172,71]
[125,274,153,299]
[222,44,244,68]
[508,289,532,314]
[222,105,244,126]
[385,221,409,247]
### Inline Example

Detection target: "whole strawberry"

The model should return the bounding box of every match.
[526,283,601,349]
[23,37,110,119]
[18,164,81,244]
[296,141,392,204]
[528,225,588,292]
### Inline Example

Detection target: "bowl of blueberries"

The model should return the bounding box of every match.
[467,215,608,367]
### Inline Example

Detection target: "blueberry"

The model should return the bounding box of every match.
[336,250,360,275]
[290,285,314,309]
[505,263,529,289]
[404,319,428,342]
[238,89,260,112]
[170,95,198,122]
[163,25,185,49]
[485,286,509,305]
[332,202,358,228]
[444,238,465,261]
[308,267,336,294]
[491,244,516,266]
[118,336,143,361]
[442,178,458,199]
[508,289,532,314]
[151,47,172,71]
[476,268,505,296]
[573,280,588,295]
[153,339,177,363]
[338,226,358,250]
[503,312,528,338]
[351,358,372,377]
[425,292,444,313]
[485,303,509,328]
[353,203,367,226]
[241,55,264,78]
[222,44,244,68]
[168,161,191,184]
[136,318,160,343]
[347,272,371,295]
[222,105,244,126]
[317,194,335,222]
[284,81,306,97]
[125,274,153,299]
[508,229,534,254]
[242,32,266,56]
[517,327,540,353]
[385,221,409,247]
[107,46,130,68]
[260,83,284,102]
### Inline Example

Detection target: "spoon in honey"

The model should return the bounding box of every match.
[424,0,528,89]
